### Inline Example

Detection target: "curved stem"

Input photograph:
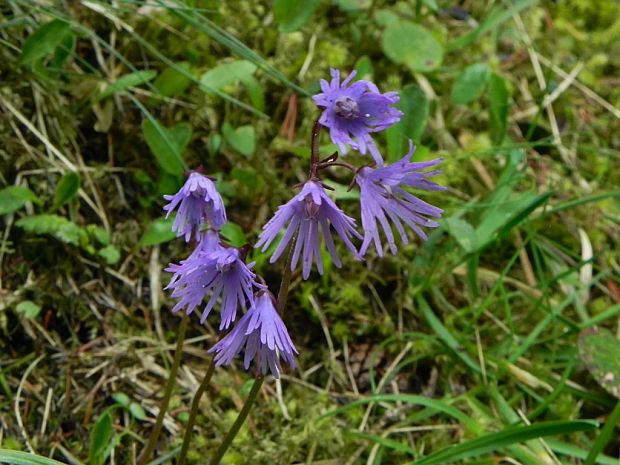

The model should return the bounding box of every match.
[137,315,188,465]
[309,119,322,179]
[177,359,216,465]
[318,161,357,173]
[209,238,296,463]
[208,377,264,465]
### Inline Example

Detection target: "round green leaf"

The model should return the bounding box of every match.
[15,301,41,319]
[98,245,121,265]
[222,123,256,157]
[382,21,443,72]
[220,222,246,247]
[579,327,620,399]
[138,217,176,247]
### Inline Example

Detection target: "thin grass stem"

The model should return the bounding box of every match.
[208,377,265,465]
[137,315,188,465]
[177,359,217,465]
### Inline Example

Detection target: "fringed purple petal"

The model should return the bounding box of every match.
[256,181,360,279]
[356,141,445,257]
[208,292,298,378]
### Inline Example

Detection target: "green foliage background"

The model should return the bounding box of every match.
[1,0,619,464]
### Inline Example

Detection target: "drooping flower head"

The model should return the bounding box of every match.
[165,247,258,329]
[312,69,403,166]
[163,172,227,241]
[186,229,223,261]
[209,291,297,378]
[355,141,445,257]
[255,180,361,279]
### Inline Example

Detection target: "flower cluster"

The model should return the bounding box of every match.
[259,68,445,276]
[162,68,445,380]
[164,172,297,378]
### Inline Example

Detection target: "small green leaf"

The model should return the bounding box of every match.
[19,19,71,65]
[240,74,266,112]
[222,123,256,157]
[153,62,192,97]
[579,327,620,399]
[89,412,113,465]
[451,63,490,105]
[16,214,87,247]
[111,392,130,407]
[142,119,191,176]
[232,167,258,189]
[385,84,429,161]
[382,21,443,73]
[488,73,509,145]
[139,217,176,247]
[0,186,41,215]
[98,70,158,100]
[200,60,257,91]
[53,172,80,209]
[220,223,246,247]
[273,0,319,32]
[50,31,74,71]
[208,133,222,158]
[87,225,110,246]
[15,301,41,320]
[98,245,121,265]
[355,56,374,80]
[129,402,147,421]
[421,0,439,11]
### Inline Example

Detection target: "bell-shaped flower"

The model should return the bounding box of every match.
[256,180,360,279]
[165,247,257,329]
[163,172,227,241]
[209,291,297,378]
[312,68,402,166]
[355,141,445,257]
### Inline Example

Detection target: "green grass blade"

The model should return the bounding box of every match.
[546,439,620,465]
[408,420,598,465]
[0,450,67,465]
[126,94,188,173]
[319,393,480,434]
[417,296,484,376]
[447,0,538,51]
[539,190,620,217]
[584,400,620,465]
[350,431,416,455]
[158,0,310,96]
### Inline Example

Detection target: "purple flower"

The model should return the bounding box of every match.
[187,229,223,261]
[165,247,257,329]
[355,141,445,257]
[312,68,403,166]
[163,172,227,241]
[209,291,297,378]
[255,181,361,279]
